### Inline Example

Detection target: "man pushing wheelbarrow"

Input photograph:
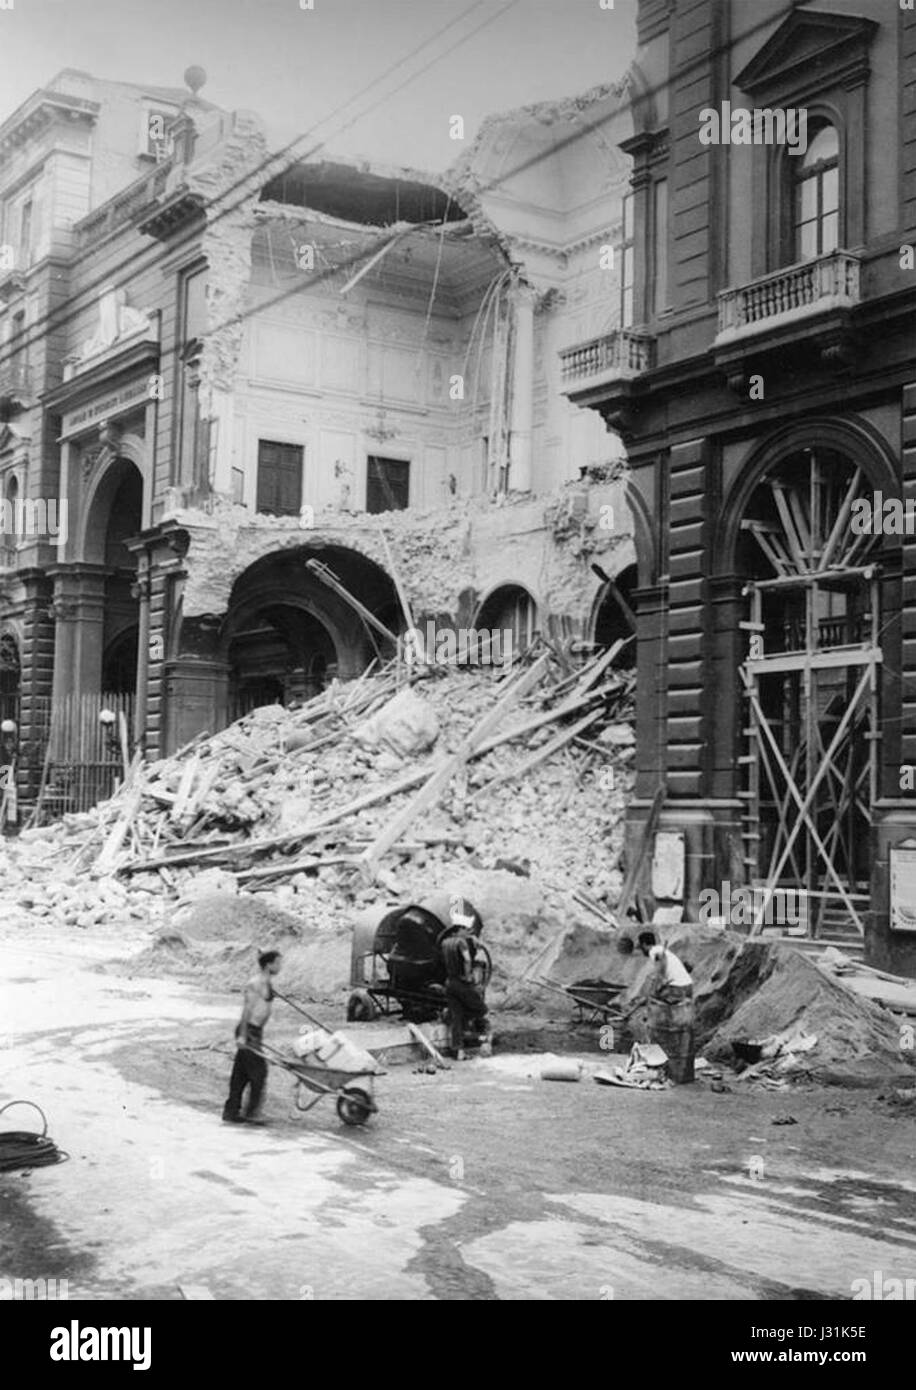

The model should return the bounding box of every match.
[222,947,384,1128]
[222,949,283,1125]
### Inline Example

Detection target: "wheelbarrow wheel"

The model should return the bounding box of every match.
[346,989,378,1022]
[337,1086,373,1127]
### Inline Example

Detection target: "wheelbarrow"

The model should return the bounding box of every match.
[252,989,385,1127]
[258,1036,384,1126]
[533,975,628,1025]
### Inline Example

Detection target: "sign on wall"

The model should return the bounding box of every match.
[60,377,151,439]
[890,844,916,933]
[652,830,685,901]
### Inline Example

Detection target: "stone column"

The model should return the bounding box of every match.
[508,282,536,494]
[48,564,109,747]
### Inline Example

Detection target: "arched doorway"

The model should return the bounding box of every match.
[592,564,637,669]
[735,448,882,935]
[475,584,538,658]
[100,462,142,698]
[229,605,338,718]
[222,546,401,719]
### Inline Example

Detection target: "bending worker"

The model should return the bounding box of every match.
[636,930,695,1083]
[223,949,283,1124]
[442,926,489,1061]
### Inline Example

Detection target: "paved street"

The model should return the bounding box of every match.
[2,924,915,1301]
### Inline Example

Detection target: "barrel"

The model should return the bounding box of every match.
[647,998,695,1085]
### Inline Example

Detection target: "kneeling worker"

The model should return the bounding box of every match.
[636,931,695,1083]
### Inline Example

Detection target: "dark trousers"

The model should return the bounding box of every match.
[223,1030,267,1120]
[445,978,488,1052]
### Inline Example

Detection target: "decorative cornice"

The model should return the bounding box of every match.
[138,187,207,241]
[43,338,160,414]
[0,93,99,155]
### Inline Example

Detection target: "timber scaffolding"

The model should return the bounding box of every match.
[739,455,882,950]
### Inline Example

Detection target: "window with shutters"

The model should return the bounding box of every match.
[366,456,409,513]
[257,440,303,517]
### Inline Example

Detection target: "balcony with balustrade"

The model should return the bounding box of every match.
[715,251,861,359]
[560,329,655,396]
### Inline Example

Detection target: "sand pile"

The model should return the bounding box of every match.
[124,867,617,1013]
[611,926,916,1087]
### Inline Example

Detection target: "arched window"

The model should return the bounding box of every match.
[794,123,839,262]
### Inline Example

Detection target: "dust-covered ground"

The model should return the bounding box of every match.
[2,915,916,1302]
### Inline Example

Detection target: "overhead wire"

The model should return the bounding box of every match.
[0,0,514,373]
[0,0,799,376]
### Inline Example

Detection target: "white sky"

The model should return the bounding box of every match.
[0,0,637,171]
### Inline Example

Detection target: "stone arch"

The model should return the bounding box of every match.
[589,562,638,668]
[206,544,401,716]
[624,478,659,588]
[473,582,539,656]
[78,443,147,566]
[715,415,899,574]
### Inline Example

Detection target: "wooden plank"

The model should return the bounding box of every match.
[616,785,665,921]
[95,786,143,874]
[357,653,552,883]
[305,560,398,645]
[743,670,870,935]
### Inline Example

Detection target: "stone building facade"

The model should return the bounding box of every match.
[565,0,916,971]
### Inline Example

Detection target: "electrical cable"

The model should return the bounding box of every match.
[0,0,797,375]
[0,1100,69,1172]
[0,0,513,373]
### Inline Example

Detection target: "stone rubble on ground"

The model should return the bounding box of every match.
[0,652,635,947]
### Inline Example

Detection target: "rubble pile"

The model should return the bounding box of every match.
[0,648,636,966]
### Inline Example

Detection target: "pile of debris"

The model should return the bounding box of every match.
[0,645,635,954]
[609,926,916,1089]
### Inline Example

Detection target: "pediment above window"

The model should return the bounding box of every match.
[0,423,30,456]
[735,10,878,104]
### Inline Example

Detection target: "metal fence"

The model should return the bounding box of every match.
[32,692,134,822]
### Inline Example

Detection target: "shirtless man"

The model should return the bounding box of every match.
[222,949,283,1125]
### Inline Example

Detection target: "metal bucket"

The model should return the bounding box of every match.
[647,998,695,1085]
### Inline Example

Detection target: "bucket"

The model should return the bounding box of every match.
[647,999,695,1085]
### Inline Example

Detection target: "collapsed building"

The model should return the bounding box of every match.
[5,0,914,982]
[0,66,638,813]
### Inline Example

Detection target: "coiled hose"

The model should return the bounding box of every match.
[0,1101,68,1172]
